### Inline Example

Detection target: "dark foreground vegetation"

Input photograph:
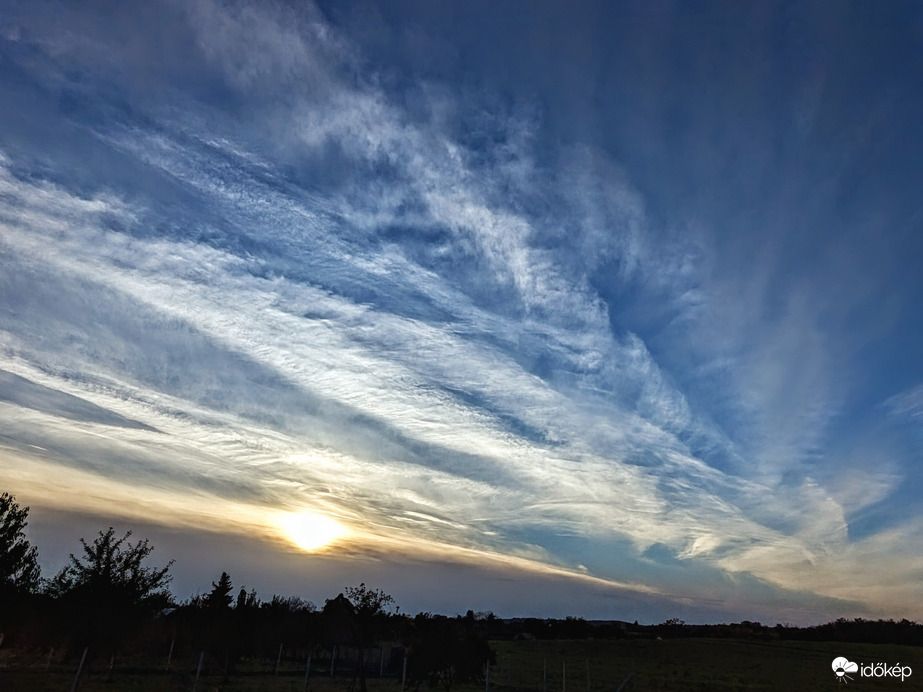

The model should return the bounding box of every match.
[2,493,922,690]
[2,637,922,692]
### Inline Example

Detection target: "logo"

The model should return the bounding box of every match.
[832,657,912,683]
[832,657,858,683]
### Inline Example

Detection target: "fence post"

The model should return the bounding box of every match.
[275,642,284,676]
[165,637,175,672]
[543,657,547,692]
[192,650,204,692]
[330,646,336,676]
[304,652,312,692]
[401,651,408,692]
[69,646,88,692]
[562,660,566,692]
[615,672,635,692]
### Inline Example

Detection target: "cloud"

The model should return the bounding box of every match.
[0,369,157,431]
[2,0,922,621]
[886,383,923,424]
[0,126,854,613]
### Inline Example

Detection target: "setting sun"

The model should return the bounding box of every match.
[280,512,346,552]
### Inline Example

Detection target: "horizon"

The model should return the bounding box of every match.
[15,505,916,629]
[2,0,923,627]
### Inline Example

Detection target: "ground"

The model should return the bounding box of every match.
[0,638,920,691]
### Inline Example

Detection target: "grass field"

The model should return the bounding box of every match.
[1,638,920,691]
[489,638,921,691]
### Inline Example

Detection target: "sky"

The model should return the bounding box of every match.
[1,0,923,625]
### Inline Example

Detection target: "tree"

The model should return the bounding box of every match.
[322,592,356,649]
[260,595,317,660]
[344,583,395,622]
[344,583,395,692]
[49,527,173,651]
[204,571,234,609]
[0,492,41,594]
[236,586,260,610]
[407,613,494,692]
[50,527,173,607]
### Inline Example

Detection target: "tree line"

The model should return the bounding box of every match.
[2,490,922,688]
[0,492,495,690]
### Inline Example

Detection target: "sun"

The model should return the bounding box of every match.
[280,512,346,552]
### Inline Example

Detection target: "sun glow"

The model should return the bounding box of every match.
[281,512,347,552]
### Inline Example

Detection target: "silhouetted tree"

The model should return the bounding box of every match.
[322,584,394,692]
[350,584,394,692]
[345,583,394,626]
[322,592,355,653]
[407,612,494,692]
[236,586,260,610]
[0,492,42,646]
[259,595,316,660]
[205,571,234,610]
[0,492,41,594]
[196,571,240,676]
[49,528,173,607]
[48,527,173,654]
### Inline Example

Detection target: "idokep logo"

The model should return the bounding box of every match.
[832,657,913,683]
[832,657,858,683]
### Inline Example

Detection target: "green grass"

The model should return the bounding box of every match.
[2,639,921,691]
[488,638,922,691]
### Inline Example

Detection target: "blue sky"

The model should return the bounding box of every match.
[2,0,923,624]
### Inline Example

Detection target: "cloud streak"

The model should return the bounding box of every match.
[2,0,922,621]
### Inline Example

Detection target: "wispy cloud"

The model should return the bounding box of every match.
[1,0,921,620]
[886,383,923,424]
